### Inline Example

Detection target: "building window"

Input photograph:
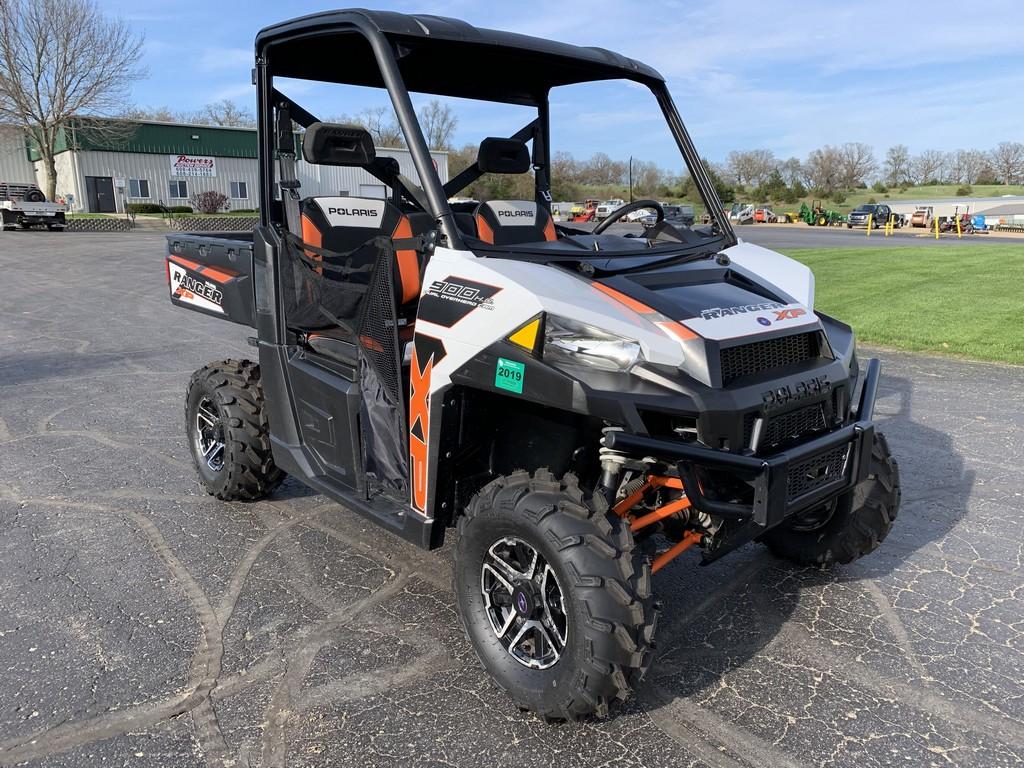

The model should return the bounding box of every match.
[230,181,248,199]
[169,180,188,199]
[128,178,150,198]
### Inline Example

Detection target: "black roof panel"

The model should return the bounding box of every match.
[256,9,664,105]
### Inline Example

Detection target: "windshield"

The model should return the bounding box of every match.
[274,69,729,257]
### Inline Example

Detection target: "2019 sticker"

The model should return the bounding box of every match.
[494,357,525,394]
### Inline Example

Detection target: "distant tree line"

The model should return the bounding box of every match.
[123,100,257,128]
[720,142,1024,204]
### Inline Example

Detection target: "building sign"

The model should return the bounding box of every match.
[170,154,216,177]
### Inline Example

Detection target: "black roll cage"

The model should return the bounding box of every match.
[254,10,736,251]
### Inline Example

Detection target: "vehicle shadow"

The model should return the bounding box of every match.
[642,369,975,714]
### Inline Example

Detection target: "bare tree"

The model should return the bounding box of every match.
[911,149,946,185]
[958,149,991,185]
[989,141,1024,185]
[804,145,843,194]
[944,149,991,186]
[194,99,255,128]
[630,159,663,196]
[838,142,876,188]
[0,0,144,199]
[726,149,775,187]
[121,105,179,123]
[417,99,457,150]
[339,105,405,148]
[580,152,627,186]
[778,156,806,187]
[884,144,911,185]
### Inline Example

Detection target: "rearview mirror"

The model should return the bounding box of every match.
[302,122,376,166]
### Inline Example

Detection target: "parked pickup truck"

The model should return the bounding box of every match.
[847,203,898,230]
[0,182,67,231]
[595,198,625,220]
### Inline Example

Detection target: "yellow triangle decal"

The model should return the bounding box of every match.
[508,318,540,351]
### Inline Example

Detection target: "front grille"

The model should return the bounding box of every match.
[720,332,818,386]
[786,444,850,502]
[763,403,828,448]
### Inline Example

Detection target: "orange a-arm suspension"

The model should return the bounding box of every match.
[612,475,704,573]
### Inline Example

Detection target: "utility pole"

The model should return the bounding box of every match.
[629,156,633,203]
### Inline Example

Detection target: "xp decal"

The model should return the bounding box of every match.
[683,301,817,340]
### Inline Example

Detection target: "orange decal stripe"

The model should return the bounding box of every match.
[168,255,203,271]
[592,282,656,314]
[200,265,239,283]
[542,216,557,241]
[408,345,432,512]
[656,320,699,341]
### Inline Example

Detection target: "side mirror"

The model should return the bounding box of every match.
[302,122,376,166]
[477,137,530,174]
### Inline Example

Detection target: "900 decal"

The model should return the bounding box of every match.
[418,275,503,328]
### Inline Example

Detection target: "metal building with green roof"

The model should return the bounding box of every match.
[4,118,447,213]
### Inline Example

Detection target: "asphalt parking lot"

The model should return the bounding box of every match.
[1,231,1022,768]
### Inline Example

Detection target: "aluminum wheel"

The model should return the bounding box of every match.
[194,396,225,472]
[480,537,568,670]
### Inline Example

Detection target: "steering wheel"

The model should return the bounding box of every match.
[592,199,663,234]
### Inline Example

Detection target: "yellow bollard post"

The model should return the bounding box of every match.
[934,217,940,240]
[956,215,962,239]
[866,213,872,236]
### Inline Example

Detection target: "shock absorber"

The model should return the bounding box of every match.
[597,427,627,506]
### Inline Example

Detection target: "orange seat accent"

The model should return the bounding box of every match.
[543,216,556,241]
[476,214,495,244]
[391,215,420,304]
[300,213,323,274]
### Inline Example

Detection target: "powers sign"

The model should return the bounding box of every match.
[170,154,217,177]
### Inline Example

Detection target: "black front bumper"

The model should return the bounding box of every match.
[604,359,881,545]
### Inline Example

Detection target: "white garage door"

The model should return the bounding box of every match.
[359,184,387,199]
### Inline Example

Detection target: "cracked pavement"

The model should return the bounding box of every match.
[0,231,1021,768]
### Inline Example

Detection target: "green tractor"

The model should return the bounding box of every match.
[799,200,843,227]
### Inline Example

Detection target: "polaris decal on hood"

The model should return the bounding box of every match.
[682,302,816,340]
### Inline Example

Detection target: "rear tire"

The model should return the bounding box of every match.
[763,432,900,567]
[185,359,284,501]
[454,470,657,720]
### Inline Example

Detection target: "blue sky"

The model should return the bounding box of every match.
[101,0,1024,168]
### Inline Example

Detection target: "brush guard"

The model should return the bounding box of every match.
[606,359,882,567]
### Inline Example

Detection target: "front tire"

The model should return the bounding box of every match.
[185,359,284,501]
[762,432,900,567]
[454,470,657,720]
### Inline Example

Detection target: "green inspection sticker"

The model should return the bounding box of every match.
[494,357,525,394]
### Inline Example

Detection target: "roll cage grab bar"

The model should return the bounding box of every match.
[254,21,736,251]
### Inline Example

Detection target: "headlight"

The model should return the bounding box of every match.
[543,315,643,372]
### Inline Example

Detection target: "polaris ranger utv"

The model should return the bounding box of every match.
[166,9,900,720]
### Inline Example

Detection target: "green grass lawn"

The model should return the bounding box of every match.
[787,245,1024,365]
